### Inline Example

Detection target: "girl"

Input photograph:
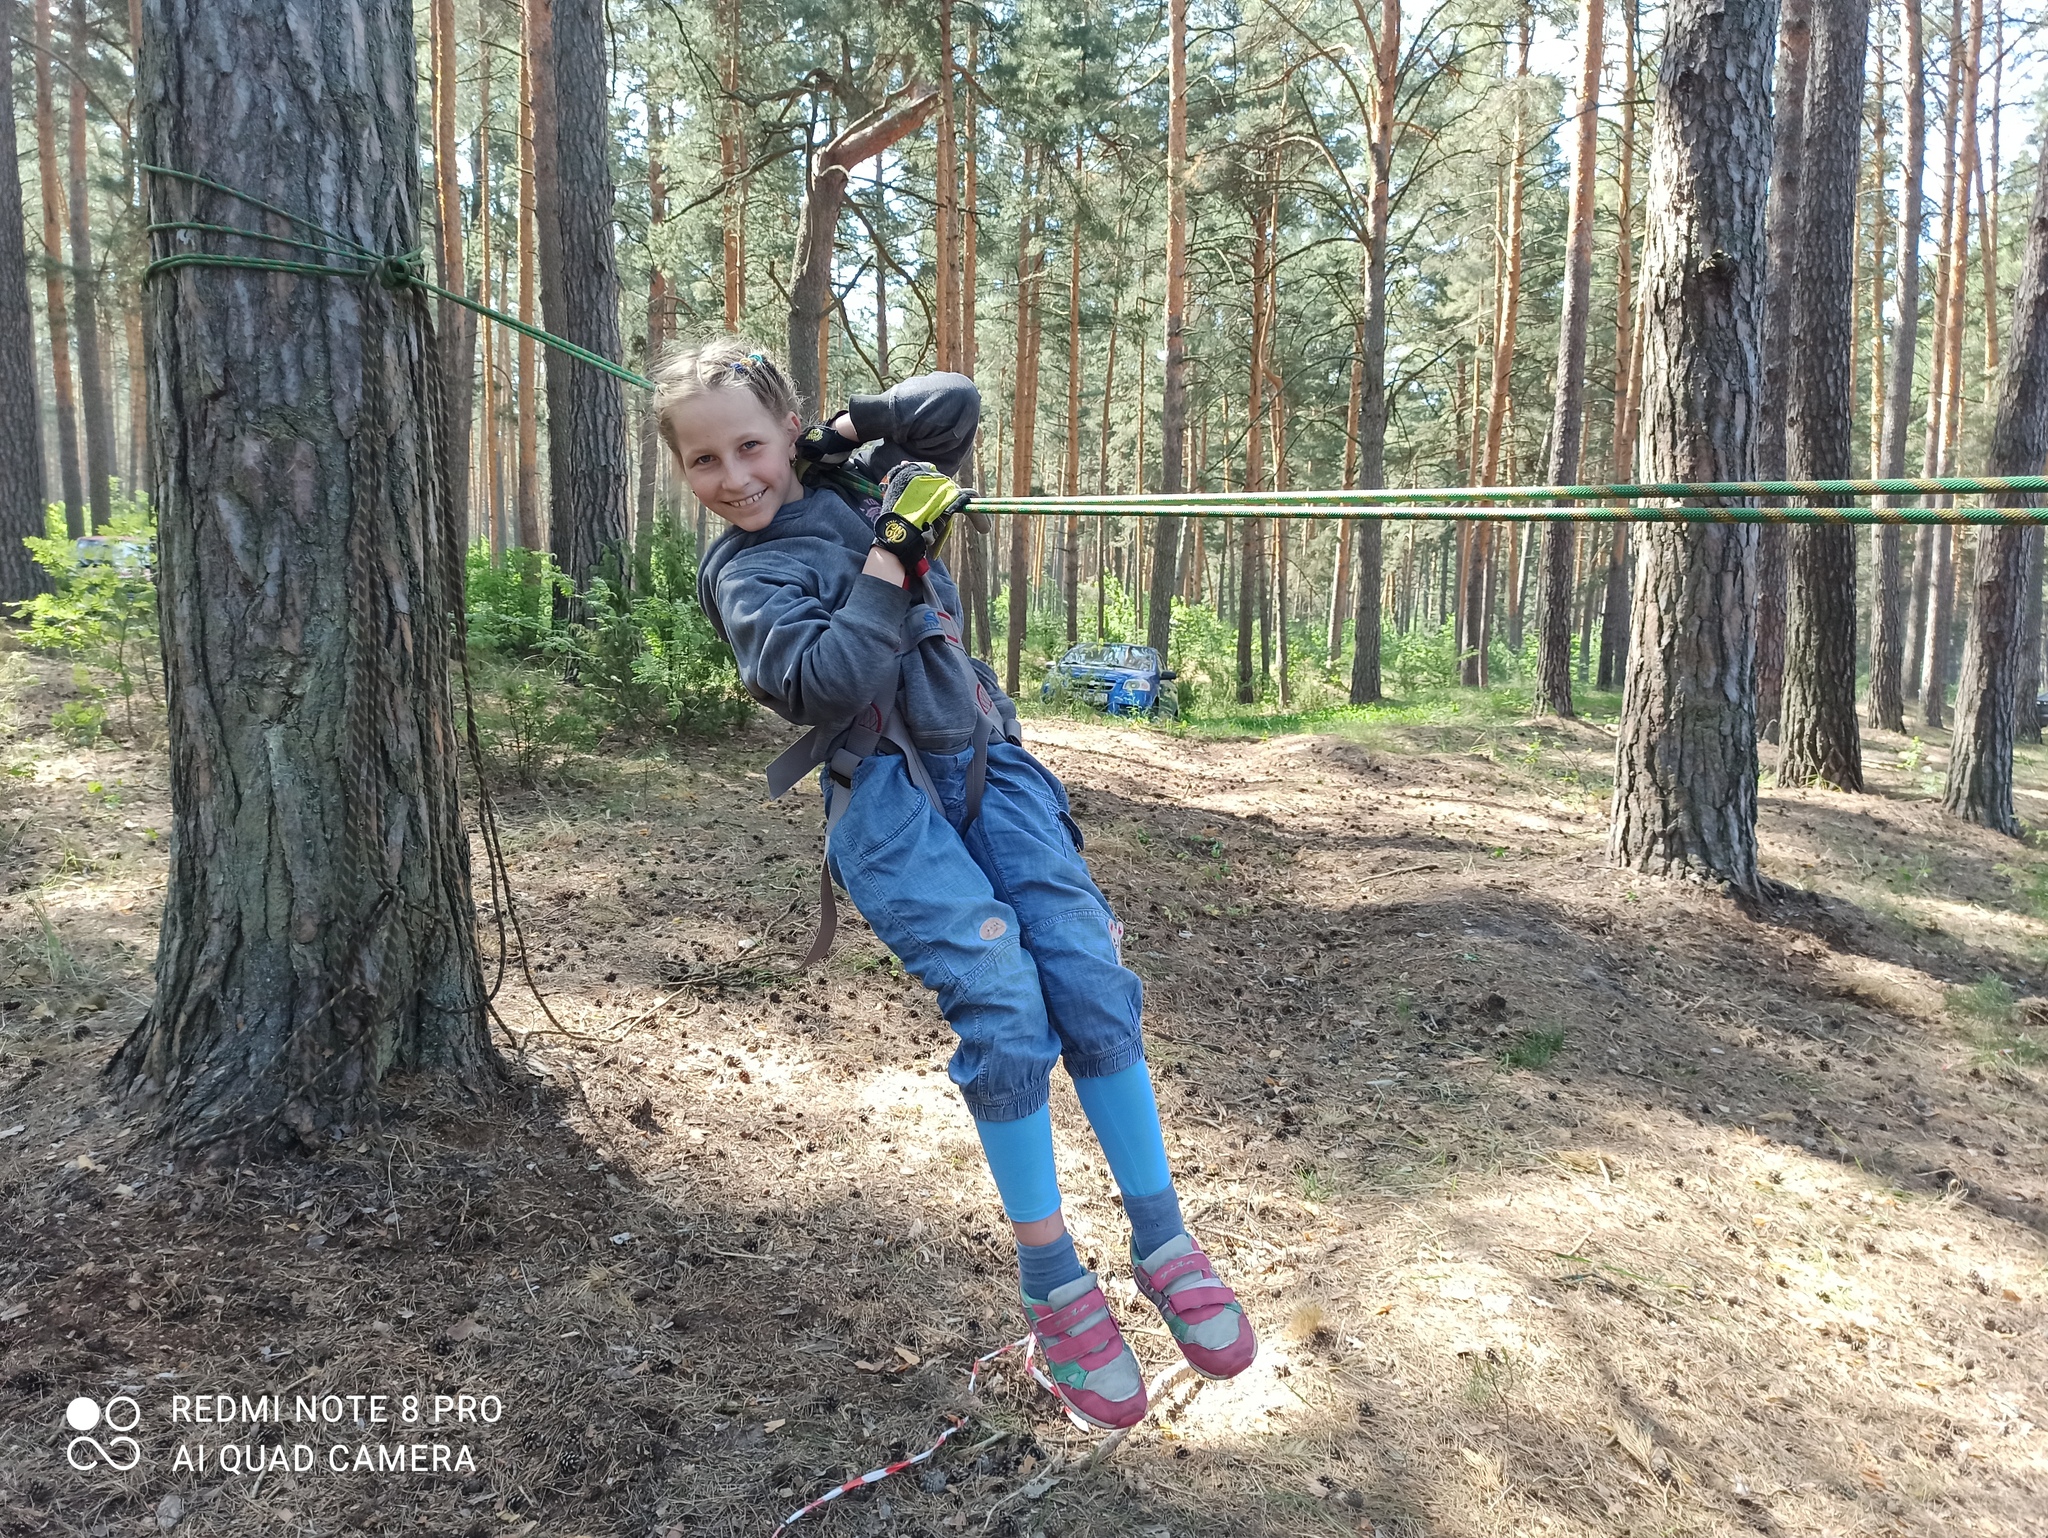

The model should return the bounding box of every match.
[657,337,1255,1430]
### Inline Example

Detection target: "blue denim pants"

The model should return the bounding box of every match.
[824,740,1145,1122]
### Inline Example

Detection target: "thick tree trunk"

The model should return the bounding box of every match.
[786,90,939,413]
[1348,0,1395,706]
[0,0,48,600]
[1608,0,1774,896]
[1537,0,1604,718]
[115,0,498,1151]
[538,0,628,593]
[1943,155,2048,829]
[67,0,113,528]
[1752,0,1810,741]
[431,0,476,555]
[34,0,82,536]
[1869,0,1921,729]
[514,3,540,549]
[1778,0,1869,791]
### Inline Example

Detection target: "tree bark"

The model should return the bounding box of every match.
[1943,149,2048,830]
[1924,526,1955,726]
[785,89,939,413]
[514,0,540,549]
[1596,525,1629,688]
[1608,0,1775,896]
[1147,0,1191,658]
[1537,0,1604,718]
[1609,0,1641,482]
[67,0,113,528]
[0,0,48,600]
[538,0,627,593]
[34,0,83,536]
[1348,0,1395,706]
[431,0,476,556]
[115,0,498,1151]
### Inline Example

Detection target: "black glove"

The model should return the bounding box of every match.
[794,422,854,468]
[872,461,973,572]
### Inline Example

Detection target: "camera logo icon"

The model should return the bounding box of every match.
[65,1395,142,1471]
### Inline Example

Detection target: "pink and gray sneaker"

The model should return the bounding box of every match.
[1132,1233,1257,1380]
[1020,1271,1148,1430]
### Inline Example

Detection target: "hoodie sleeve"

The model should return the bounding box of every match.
[716,556,912,727]
[844,373,982,475]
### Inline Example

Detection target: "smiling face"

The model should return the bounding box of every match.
[666,387,803,531]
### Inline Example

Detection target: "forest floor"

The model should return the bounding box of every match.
[0,641,2044,1538]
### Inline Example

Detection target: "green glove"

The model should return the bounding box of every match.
[872,461,973,571]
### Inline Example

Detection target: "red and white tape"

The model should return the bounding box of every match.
[767,1332,1088,1535]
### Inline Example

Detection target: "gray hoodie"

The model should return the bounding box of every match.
[697,374,1019,753]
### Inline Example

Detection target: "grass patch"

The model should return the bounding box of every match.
[1945,975,2047,1070]
[1501,1026,1566,1070]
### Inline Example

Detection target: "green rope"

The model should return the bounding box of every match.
[141,163,2047,526]
[141,163,655,392]
[965,502,2048,525]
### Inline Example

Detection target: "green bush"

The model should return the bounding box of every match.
[12,498,162,738]
[464,516,753,752]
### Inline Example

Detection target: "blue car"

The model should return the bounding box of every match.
[1041,642,1180,720]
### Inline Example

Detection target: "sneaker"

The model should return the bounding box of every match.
[1019,1271,1148,1430]
[1132,1233,1257,1380]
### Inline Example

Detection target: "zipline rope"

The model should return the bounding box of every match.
[142,164,2048,526]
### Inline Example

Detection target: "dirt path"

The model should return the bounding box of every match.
[1,654,2043,1537]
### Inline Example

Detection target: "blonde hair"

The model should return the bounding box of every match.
[651,335,803,464]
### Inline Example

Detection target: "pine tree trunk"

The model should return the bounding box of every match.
[1330,306,1363,661]
[1147,0,1191,657]
[1752,0,1810,744]
[719,0,743,331]
[67,0,113,528]
[1944,150,2048,828]
[1596,526,1629,688]
[1005,178,1039,695]
[1063,153,1083,646]
[1536,0,1604,718]
[0,0,48,600]
[515,3,541,549]
[637,102,666,539]
[1348,0,1394,706]
[1869,0,1924,729]
[1924,526,1954,726]
[114,0,499,1151]
[431,0,476,557]
[1239,188,1269,705]
[1608,0,1773,895]
[538,0,627,592]
[1778,0,1870,791]
[2018,535,2044,746]
[934,0,960,371]
[1609,0,1641,482]
[34,0,83,536]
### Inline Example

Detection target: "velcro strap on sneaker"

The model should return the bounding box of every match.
[1148,1251,1220,1291]
[1156,1282,1236,1320]
[1039,1311,1119,1367]
[1036,1290,1109,1339]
